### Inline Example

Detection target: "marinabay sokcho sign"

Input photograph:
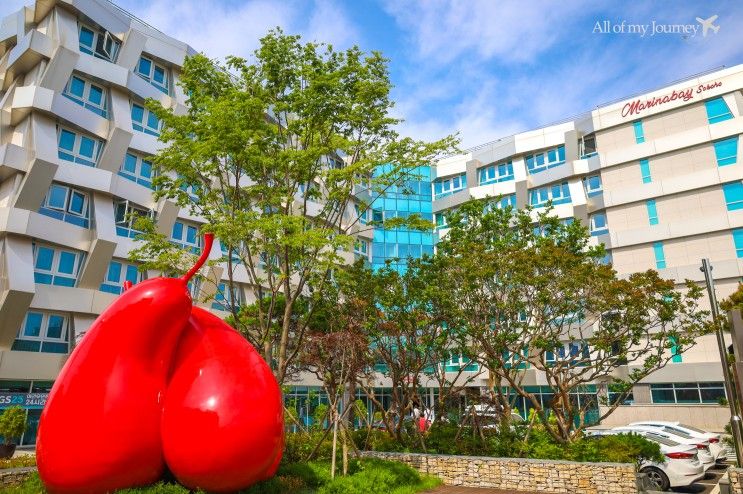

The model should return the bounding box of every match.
[621,80,723,118]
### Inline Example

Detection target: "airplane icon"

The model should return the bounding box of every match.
[696,15,720,37]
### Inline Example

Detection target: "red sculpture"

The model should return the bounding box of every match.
[37,234,284,493]
[162,307,284,492]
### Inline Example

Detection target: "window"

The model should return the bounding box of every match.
[12,311,69,354]
[494,194,517,209]
[354,239,368,257]
[650,382,725,404]
[633,120,645,143]
[723,182,743,211]
[639,159,651,184]
[583,174,602,197]
[78,22,120,62]
[529,182,571,207]
[136,56,169,94]
[705,97,733,124]
[32,244,83,287]
[525,145,565,174]
[62,75,107,117]
[589,213,608,236]
[478,161,514,185]
[131,103,161,136]
[171,220,201,253]
[607,384,634,406]
[212,282,243,311]
[653,241,666,269]
[580,134,597,158]
[57,127,103,167]
[354,204,368,225]
[733,229,743,258]
[714,136,738,166]
[114,200,153,238]
[433,173,467,199]
[39,183,90,228]
[669,336,682,363]
[100,260,142,294]
[119,153,155,189]
[646,199,658,225]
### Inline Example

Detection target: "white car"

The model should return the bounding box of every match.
[596,430,705,491]
[614,425,715,471]
[628,421,728,461]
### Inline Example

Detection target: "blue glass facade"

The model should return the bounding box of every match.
[370,164,434,272]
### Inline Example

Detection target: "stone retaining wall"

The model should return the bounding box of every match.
[729,467,743,494]
[360,451,638,494]
[0,467,36,487]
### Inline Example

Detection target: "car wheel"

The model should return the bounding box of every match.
[641,467,670,491]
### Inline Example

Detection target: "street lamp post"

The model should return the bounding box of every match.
[700,258,743,465]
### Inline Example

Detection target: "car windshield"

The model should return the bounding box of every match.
[679,423,708,434]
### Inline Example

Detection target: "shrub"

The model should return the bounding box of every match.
[317,459,424,494]
[0,406,27,445]
[283,430,334,463]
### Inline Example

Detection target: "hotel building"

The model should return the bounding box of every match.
[0,0,741,442]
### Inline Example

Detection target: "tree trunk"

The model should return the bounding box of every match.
[331,406,339,479]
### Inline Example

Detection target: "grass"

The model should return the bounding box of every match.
[0,459,441,494]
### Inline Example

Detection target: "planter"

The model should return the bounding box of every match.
[0,444,16,459]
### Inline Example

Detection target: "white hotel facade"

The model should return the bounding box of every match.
[0,0,741,442]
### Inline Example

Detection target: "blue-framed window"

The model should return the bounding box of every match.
[639,159,651,183]
[62,75,107,117]
[32,244,82,287]
[172,220,201,254]
[525,145,565,174]
[589,213,608,236]
[131,103,161,136]
[136,55,169,94]
[220,242,241,264]
[723,182,743,211]
[355,204,368,225]
[433,173,467,199]
[583,174,602,197]
[12,311,69,354]
[494,194,517,209]
[444,354,478,372]
[646,199,659,225]
[57,127,103,167]
[212,282,243,312]
[633,120,645,143]
[114,200,152,238]
[529,181,571,207]
[705,97,733,124]
[653,242,666,269]
[119,153,155,188]
[580,134,597,158]
[733,229,743,258]
[39,183,90,228]
[77,22,120,62]
[478,161,514,185]
[435,212,449,230]
[669,336,682,363]
[714,136,738,166]
[650,382,725,404]
[100,260,142,294]
[354,239,369,258]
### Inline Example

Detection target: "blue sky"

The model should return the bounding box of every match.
[4,1,743,148]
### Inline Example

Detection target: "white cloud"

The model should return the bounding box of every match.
[382,0,597,65]
[120,0,360,61]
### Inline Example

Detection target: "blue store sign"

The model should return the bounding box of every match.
[0,393,48,409]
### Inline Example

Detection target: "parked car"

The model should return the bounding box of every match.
[593,429,704,491]
[613,425,715,471]
[628,421,728,462]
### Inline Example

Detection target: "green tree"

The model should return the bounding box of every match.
[436,198,712,443]
[0,406,27,445]
[129,29,457,384]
